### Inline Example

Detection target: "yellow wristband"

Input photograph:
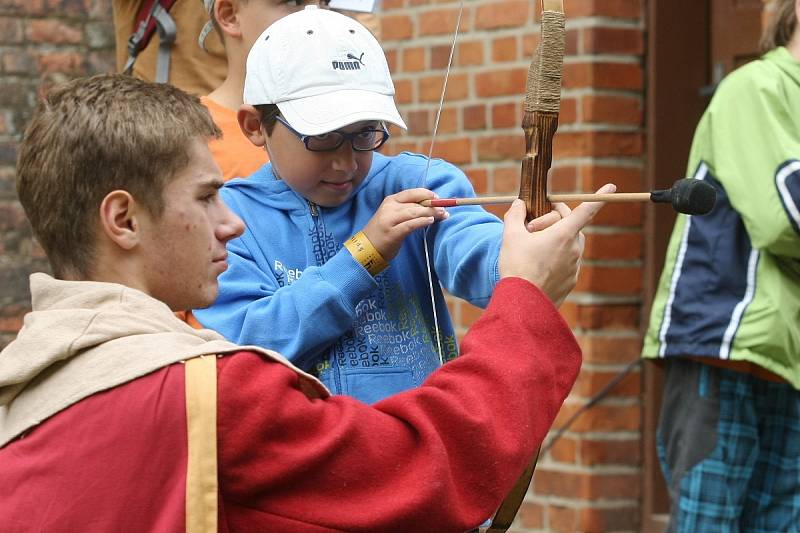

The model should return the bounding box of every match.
[344,231,389,277]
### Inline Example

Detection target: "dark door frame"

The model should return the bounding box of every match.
[643,0,711,530]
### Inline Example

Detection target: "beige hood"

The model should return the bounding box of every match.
[0,273,327,448]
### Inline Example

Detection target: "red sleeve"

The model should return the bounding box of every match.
[217,277,581,532]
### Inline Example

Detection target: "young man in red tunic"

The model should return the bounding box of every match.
[0,74,605,532]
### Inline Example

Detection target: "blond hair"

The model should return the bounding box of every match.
[761,0,798,52]
[16,74,221,278]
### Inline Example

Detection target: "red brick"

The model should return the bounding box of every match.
[0,202,28,229]
[463,104,486,131]
[0,314,24,333]
[458,41,484,66]
[438,107,458,134]
[465,167,489,195]
[582,94,643,125]
[592,200,645,226]
[559,96,578,125]
[580,438,642,466]
[431,138,472,165]
[475,68,527,97]
[580,506,641,532]
[549,164,579,193]
[476,134,524,162]
[418,73,468,102]
[385,48,398,73]
[575,303,640,329]
[0,17,24,44]
[582,26,644,55]
[491,166,520,193]
[582,164,643,193]
[492,36,518,62]
[429,45,451,70]
[519,501,545,529]
[548,504,579,533]
[575,265,642,294]
[577,334,642,364]
[26,19,83,44]
[36,51,85,75]
[394,79,413,103]
[475,1,532,30]
[406,109,431,136]
[559,301,579,327]
[587,473,641,500]
[584,231,642,260]
[383,140,419,156]
[382,0,404,9]
[553,402,642,432]
[563,62,644,90]
[2,49,36,74]
[402,47,425,72]
[566,27,580,56]
[534,469,641,500]
[419,8,466,36]
[4,0,46,15]
[491,102,519,129]
[554,131,643,158]
[574,367,641,398]
[548,436,578,463]
[569,0,644,19]
[382,15,413,40]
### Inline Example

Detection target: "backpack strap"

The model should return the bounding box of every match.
[184,355,218,533]
[123,0,179,83]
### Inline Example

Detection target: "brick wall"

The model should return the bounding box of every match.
[0,0,115,349]
[0,1,778,531]
[380,1,646,531]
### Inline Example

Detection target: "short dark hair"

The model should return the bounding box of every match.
[255,103,280,135]
[16,74,221,278]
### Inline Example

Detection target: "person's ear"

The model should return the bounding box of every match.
[238,105,268,147]
[213,0,243,39]
[99,190,142,251]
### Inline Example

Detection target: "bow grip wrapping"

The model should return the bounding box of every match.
[518,5,566,221]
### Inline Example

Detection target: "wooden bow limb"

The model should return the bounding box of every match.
[485,1,566,532]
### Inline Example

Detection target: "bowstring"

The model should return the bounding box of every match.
[421,1,464,366]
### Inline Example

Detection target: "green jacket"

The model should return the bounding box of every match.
[642,47,800,389]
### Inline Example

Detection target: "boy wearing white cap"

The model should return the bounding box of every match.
[194,6,582,403]
[199,0,382,181]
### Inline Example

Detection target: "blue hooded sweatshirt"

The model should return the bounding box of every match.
[195,152,503,403]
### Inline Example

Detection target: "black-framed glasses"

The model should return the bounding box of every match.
[275,115,390,152]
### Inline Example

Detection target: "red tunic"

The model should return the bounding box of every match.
[0,278,580,532]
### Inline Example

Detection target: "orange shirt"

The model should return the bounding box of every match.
[201,96,268,182]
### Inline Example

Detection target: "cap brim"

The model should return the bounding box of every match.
[276,89,407,136]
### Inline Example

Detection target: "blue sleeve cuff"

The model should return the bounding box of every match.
[317,247,379,312]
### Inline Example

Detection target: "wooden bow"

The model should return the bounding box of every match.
[486,1,566,531]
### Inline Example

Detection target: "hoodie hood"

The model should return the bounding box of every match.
[767,46,800,87]
[0,273,326,447]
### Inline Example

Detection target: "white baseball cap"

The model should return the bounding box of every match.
[243,5,407,135]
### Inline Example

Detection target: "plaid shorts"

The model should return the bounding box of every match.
[657,358,800,533]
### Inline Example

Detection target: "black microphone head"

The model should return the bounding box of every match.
[670,178,717,215]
